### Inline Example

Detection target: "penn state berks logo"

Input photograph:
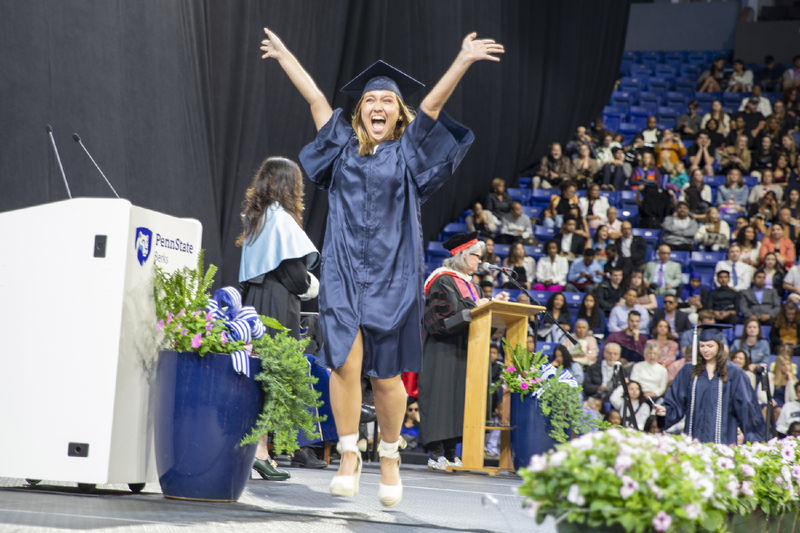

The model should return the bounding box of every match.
[135,227,152,266]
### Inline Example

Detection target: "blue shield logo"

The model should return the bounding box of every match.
[135,227,152,266]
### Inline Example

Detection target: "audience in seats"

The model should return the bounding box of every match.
[770,303,800,351]
[534,240,568,291]
[735,97,767,143]
[680,169,712,218]
[576,293,606,337]
[731,316,771,366]
[616,220,647,267]
[557,216,587,261]
[676,99,702,140]
[465,201,498,237]
[498,201,532,244]
[701,100,731,136]
[578,183,609,230]
[640,116,662,149]
[775,382,800,435]
[697,56,726,93]
[694,207,730,251]
[484,178,512,217]
[572,143,600,188]
[653,294,691,336]
[623,270,657,312]
[533,142,575,189]
[606,309,649,362]
[714,244,754,291]
[566,248,603,292]
[687,131,715,176]
[782,55,800,91]
[584,342,621,401]
[762,251,785,291]
[705,270,740,324]
[501,242,535,290]
[649,318,683,380]
[728,59,754,93]
[758,55,783,93]
[662,201,699,251]
[600,146,632,191]
[610,380,652,430]
[608,289,650,334]
[748,168,780,203]
[740,270,782,325]
[643,244,682,296]
[716,168,749,212]
[759,223,796,268]
[548,180,580,227]
[561,318,599,367]
[630,341,668,399]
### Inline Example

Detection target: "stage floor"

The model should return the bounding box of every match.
[0,460,557,532]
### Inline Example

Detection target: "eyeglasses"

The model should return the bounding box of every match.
[470,253,482,259]
[407,407,419,412]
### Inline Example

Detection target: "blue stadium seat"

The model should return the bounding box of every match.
[690,251,726,267]
[654,65,676,79]
[633,228,661,247]
[564,292,585,310]
[743,175,758,188]
[722,91,741,108]
[508,187,531,203]
[534,225,557,242]
[518,176,532,188]
[532,291,550,305]
[630,64,652,77]
[441,222,466,240]
[524,244,543,256]
[618,207,639,225]
[537,342,557,356]
[647,249,690,267]
[619,190,637,207]
[639,92,661,108]
[704,175,726,187]
[531,189,559,205]
[603,114,621,133]
[648,78,670,94]
[426,241,449,262]
[522,205,543,220]
[720,211,741,226]
[618,122,639,136]
[494,243,510,258]
[666,91,688,109]
[493,288,521,301]
[600,190,619,207]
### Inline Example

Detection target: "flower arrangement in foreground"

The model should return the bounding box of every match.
[153,252,322,454]
[519,428,800,532]
[491,342,594,442]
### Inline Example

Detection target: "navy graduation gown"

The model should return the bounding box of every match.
[299,108,474,377]
[664,361,765,444]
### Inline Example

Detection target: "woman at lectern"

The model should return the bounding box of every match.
[259,27,503,505]
[237,156,321,480]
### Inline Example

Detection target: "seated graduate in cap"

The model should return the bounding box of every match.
[655,324,765,444]
[258,28,503,506]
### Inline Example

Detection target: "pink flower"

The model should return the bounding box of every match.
[205,322,213,332]
[652,511,672,532]
[176,308,186,318]
[566,484,585,506]
[506,366,517,373]
[619,476,638,499]
[156,319,164,332]
[191,332,202,349]
[180,328,188,335]
[741,480,753,497]
[220,331,228,345]
[206,311,214,320]
[167,312,173,325]
[741,464,756,477]
[520,382,530,390]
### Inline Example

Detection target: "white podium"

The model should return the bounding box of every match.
[0,198,201,488]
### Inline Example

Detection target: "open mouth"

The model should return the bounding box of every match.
[370,116,387,135]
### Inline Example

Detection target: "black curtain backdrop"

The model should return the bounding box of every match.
[0,0,630,289]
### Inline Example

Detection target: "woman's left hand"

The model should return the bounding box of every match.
[494,291,510,302]
[458,32,505,64]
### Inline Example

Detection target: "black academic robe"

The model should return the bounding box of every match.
[419,271,479,446]
[664,362,765,444]
[242,258,310,339]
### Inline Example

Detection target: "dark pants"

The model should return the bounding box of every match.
[601,164,627,190]
[426,437,460,461]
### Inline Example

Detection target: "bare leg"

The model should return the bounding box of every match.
[255,435,270,460]
[371,375,407,485]
[329,329,364,476]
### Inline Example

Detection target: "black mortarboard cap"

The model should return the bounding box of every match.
[340,60,425,100]
[697,324,732,343]
[442,232,479,255]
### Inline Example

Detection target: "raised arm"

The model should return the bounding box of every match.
[419,32,504,120]
[260,28,333,130]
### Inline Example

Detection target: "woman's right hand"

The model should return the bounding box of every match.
[260,28,289,61]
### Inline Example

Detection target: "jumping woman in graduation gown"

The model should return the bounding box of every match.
[656,326,765,444]
[259,29,503,506]
[237,156,320,481]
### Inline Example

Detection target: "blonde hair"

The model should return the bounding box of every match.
[350,93,415,156]
[772,353,794,387]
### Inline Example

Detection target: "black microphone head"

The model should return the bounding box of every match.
[46,124,53,133]
[72,133,81,142]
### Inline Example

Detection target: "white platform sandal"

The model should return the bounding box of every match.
[329,434,362,497]
[377,439,403,507]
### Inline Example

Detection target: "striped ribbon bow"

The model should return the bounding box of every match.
[206,286,266,377]
[532,363,577,398]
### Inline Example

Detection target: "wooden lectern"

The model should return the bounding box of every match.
[447,301,545,475]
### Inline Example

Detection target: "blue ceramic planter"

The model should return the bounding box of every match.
[155,350,262,501]
[510,393,557,470]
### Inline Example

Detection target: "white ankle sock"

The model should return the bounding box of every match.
[338,433,359,453]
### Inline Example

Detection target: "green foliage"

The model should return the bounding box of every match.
[490,340,594,442]
[241,321,323,455]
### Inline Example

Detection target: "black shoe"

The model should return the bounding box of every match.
[252,458,291,481]
[290,447,328,469]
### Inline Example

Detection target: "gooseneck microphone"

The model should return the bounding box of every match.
[72,133,120,198]
[481,262,512,273]
[46,124,72,199]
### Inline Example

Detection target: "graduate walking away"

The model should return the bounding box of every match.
[656,325,765,444]
[259,28,503,506]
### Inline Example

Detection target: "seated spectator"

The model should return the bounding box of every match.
[649,318,682,380]
[609,380,652,430]
[653,130,687,176]
[665,160,689,196]
[566,204,591,242]
[679,309,715,358]
[752,135,777,176]
[485,177,512,217]
[578,183,609,230]
[604,409,622,426]
[687,131,715,176]
[730,350,758,388]
[763,251,785,291]
[775,382,800,436]
[759,223,796,269]
[697,56,726,93]
[534,240,568,292]
[785,188,800,218]
[616,220,647,267]
[704,119,726,152]
[734,98,766,144]
[576,293,607,337]
[774,105,792,139]
[566,248,603,292]
[595,133,618,165]
[592,225,613,261]
[725,114,749,147]
[676,99,702,140]
[561,318,599,367]
[465,201,499,237]
[640,115,662,149]
[731,316,771,366]
[748,168,781,205]
[740,270,781,325]
[624,270,657,312]
[498,201,532,244]
[630,151,661,190]
[716,168,749,214]
[776,206,799,242]
[750,190,779,234]
[736,225,762,268]
[662,201,699,252]
[548,179,580,227]
[653,295,691,336]
[572,143,600,188]
[557,216,587,261]
[738,84,773,117]
[564,125,595,158]
[606,309,649,361]
[400,397,421,449]
[630,341,668,398]
[596,267,626,316]
[643,244,682,296]
[782,55,800,91]
[731,214,749,242]
[608,289,650,334]
[602,239,633,281]
[694,207,730,252]
[678,169,711,220]
[637,181,675,229]
[539,292,571,343]
[774,153,795,184]
[600,146,632,191]
[700,100,731,136]
[501,241,536,290]
[704,270,740,324]
[779,133,797,168]
[589,115,613,146]
[583,342,621,401]
[605,206,622,238]
[714,243,755,292]
[727,59,753,93]
[549,345,583,385]
[680,274,709,321]
[769,353,799,410]
[757,56,783,93]
[533,142,575,189]
[720,134,752,174]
